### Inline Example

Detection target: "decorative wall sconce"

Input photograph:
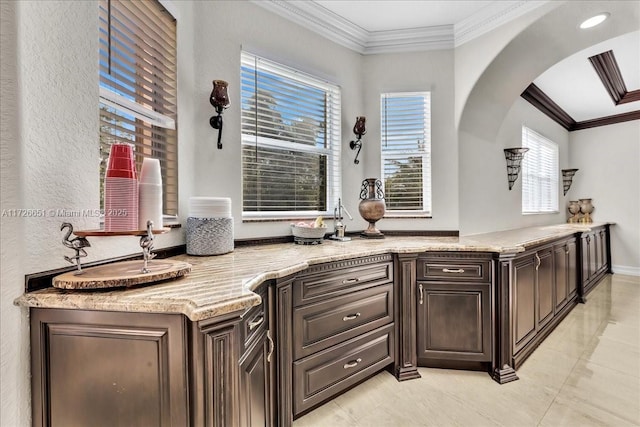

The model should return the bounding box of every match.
[504,147,529,190]
[209,80,230,149]
[349,116,366,164]
[561,168,579,196]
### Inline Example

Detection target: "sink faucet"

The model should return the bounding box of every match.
[333,198,353,240]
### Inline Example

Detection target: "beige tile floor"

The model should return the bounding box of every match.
[294,274,640,427]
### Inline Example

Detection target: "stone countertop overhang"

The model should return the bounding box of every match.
[14,223,608,322]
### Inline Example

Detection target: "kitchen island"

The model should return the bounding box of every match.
[16,223,612,426]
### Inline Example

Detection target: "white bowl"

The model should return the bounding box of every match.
[291,225,328,239]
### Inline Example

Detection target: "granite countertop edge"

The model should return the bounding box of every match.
[14,222,611,321]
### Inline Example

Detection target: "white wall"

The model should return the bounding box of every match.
[362,50,458,231]
[460,98,570,235]
[568,121,640,274]
[458,0,640,235]
[189,1,365,238]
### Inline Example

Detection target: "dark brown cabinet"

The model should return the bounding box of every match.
[580,225,611,300]
[239,283,275,427]
[278,255,395,420]
[31,309,189,427]
[554,238,577,312]
[416,253,493,365]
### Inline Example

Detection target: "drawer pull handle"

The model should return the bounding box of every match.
[342,313,361,321]
[266,330,274,363]
[248,315,264,331]
[342,278,360,285]
[343,358,362,369]
[419,284,424,305]
[535,253,541,271]
[442,268,465,273]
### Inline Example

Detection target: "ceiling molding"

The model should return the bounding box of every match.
[521,83,575,130]
[454,1,550,47]
[589,50,640,105]
[252,0,549,54]
[521,83,640,131]
[573,111,640,131]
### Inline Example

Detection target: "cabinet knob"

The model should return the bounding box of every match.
[343,358,362,369]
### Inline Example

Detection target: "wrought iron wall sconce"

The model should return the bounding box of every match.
[504,147,529,190]
[349,116,366,164]
[209,80,230,149]
[562,168,579,196]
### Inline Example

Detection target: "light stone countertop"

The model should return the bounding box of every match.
[14,223,609,321]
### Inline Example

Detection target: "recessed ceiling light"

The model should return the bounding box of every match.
[579,13,610,29]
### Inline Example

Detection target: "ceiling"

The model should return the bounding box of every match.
[255,1,640,128]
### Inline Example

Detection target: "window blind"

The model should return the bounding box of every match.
[241,52,341,216]
[522,126,559,214]
[99,0,178,215]
[381,92,431,214]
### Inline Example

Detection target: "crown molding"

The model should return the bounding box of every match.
[454,1,551,47]
[589,50,640,105]
[521,83,640,131]
[252,0,549,54]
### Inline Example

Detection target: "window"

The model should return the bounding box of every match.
[380,92,431,214]
[241,52,341,217]
[99,0,178,215]
[521,126,559,214]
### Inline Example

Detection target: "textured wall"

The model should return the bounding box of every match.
[1,1,30,425]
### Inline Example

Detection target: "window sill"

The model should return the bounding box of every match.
[522,211,560,216]
[383,214,432,219]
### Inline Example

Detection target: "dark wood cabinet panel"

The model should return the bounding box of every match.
[567,239,578,299]
[240,330,274,427]
[417,257,491,282]
[292,325,394,416]
[293,256,393,307]
[293,283,393,359]
[580,225,611,300]
[512,257,536,353]
[537,248,554,329]
[31,309,188,427]
[417,282,491,362]
[554,244,569,311]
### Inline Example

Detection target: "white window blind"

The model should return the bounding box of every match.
[381,92,431,214]
[522,126,559,214]
[241,52,341,217]
[99,0,178,215]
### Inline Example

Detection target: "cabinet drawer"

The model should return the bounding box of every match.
[293,260,393,307]
[293,324,394,417]
[293,284,393,359]
[240,288,267,353]
[417,257,491,282]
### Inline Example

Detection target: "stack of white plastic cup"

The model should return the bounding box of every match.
[104,143,139,231]
[138,158,163,231]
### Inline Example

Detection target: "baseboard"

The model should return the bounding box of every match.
[612,265,640,276]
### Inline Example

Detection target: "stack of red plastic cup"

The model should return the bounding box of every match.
[104,143,139,231]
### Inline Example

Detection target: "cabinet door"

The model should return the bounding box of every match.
[598,229,608,273]
[240,330,275,427]
[567,240,577,299]
[554,245,568,311]
[537,248,554,329]
[581,234,592,285]
[31,309,188,427]
[417,282,491,362]
[589,233,598,279]
[512,256,536,354]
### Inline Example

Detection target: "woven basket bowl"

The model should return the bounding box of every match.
[291,225,328,239]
